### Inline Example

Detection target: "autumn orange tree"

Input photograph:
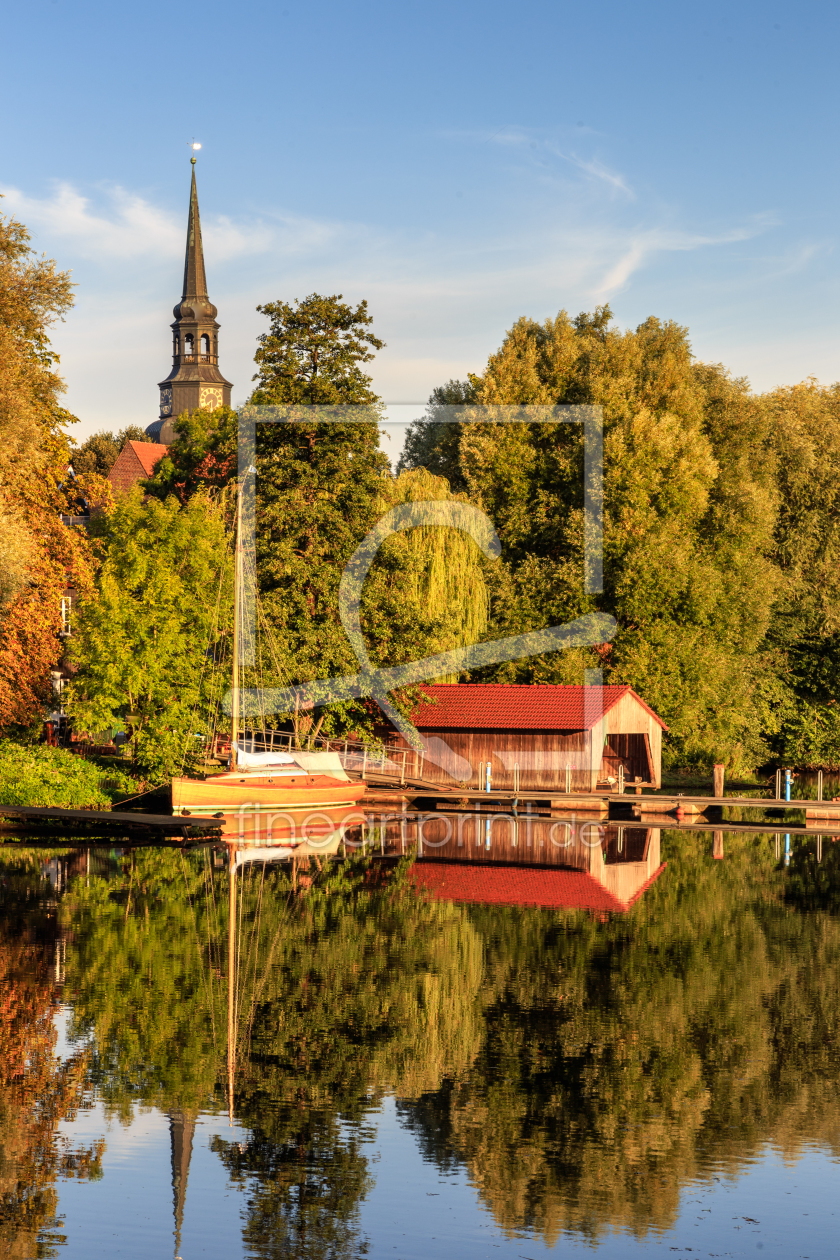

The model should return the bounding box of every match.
[0,201,95,733]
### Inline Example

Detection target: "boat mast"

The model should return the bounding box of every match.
[231,481,243,771]
[227,845,236,1123]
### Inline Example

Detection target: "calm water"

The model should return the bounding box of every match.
[2,829,840,1259]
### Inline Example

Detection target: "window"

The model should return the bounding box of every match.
[60,596,71,636]
[201,333,210,355]
[184,333,194,355]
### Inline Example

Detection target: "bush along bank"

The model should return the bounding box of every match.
[0,741,140,809]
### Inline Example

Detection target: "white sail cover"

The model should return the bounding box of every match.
[231,745,350,781]
[289,750,351,781]
[232,744,296,767]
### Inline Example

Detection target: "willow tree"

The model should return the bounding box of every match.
[366,466,493,683]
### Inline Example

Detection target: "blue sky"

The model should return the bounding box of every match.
[2,0,838,441]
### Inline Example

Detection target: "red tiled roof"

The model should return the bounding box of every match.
[411,860,665,912]
[129,441,169,475]
[412,684,667,731]
[108,441,168,496]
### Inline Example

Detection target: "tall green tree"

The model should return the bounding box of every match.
[761,381,840,765]
[401,307,779,770]
[247,293,394,739]
[252,293,384,406]
[65,489,232,778]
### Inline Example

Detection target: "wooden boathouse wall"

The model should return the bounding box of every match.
[386,684,666,792]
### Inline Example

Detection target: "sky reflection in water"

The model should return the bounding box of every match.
[1,826,839,1259]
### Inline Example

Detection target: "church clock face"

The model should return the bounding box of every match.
[200,386,223,411]
[159,386,173,417]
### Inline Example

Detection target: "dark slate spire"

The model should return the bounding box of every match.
[173,158,216,323]
[168,1109,196,1259]
[182,160,208,300]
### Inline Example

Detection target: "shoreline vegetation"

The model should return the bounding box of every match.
[5,210,840,797]
[0,742,140,810]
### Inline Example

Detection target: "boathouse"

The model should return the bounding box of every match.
[393,683,667,792]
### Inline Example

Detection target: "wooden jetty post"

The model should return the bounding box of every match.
[714,763,725,798]
[713,830,724,859]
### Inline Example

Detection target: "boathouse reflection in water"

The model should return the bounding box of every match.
[403,813,663,911]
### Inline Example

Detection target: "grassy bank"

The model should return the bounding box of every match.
[0,742,140,809]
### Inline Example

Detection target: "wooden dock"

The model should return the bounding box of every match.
[0,803,221,839]
[367,782,840,818]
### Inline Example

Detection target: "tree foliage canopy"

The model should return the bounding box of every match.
[400,306,840,769]
[252,293,384,406]
[0,204,93,733]
[71,425,151,479]
[65,489,232,778]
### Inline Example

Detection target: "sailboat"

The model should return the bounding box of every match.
[171,473,367,821]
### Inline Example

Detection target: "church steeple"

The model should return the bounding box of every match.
[181,163,208,302]
[148,155,233,443]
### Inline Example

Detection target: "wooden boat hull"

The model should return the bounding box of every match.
[172,773,367,814]
[224,820,347,852]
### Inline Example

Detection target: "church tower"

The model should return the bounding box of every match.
[147,157,233,443]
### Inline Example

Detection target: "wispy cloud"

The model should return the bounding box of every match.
[0,182,281,262]
[594,220,776,296]
[479,126,634,197]
[2,183,182,259]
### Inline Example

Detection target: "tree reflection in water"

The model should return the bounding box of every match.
[3,831,840,1256]
[0,853,103,1259]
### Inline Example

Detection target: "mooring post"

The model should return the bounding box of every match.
[785,768,792,802]
[565,763,572,794]
[714,763,724,799]
[775,768,782,801]
[818,769,824,802]
[618,764,624,795]
[362,747,368,780]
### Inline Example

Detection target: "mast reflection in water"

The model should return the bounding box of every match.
[1,822,840,1258]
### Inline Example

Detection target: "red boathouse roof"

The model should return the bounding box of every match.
[412,684,668,732]
[411,860,666,913]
